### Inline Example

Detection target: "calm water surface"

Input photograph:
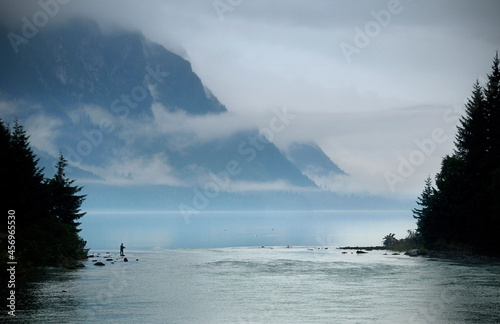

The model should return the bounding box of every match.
[4,247,500,323]
[79,210,417,250]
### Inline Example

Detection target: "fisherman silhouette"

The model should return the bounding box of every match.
[120,243,126,256]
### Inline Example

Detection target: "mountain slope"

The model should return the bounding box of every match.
[0,19,226,116]
[286,142,346,178]
[0,19,316,191]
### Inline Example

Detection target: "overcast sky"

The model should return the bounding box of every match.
[1,0,500,198]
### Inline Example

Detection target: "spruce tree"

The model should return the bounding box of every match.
[1,120,87,269]
[47,153,87,230]
[7,120,48,225]
[0,119,12,202]
[483,52,500,251]
[1,120,48,267]
[415,53,500,254]
[452,81,490,247]
[412,176,436,245]
[454,81,488,172]
[434,155,467,245]
[0,120,13,256]
[484,52,500,167]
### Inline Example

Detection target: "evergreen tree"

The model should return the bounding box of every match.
[454,81,488,172]
[483,52,500,251]
[433,155,469,245]
[412,176,436,245]
[1,119,87,271]
[484,52,500,167]
[0,119,13,239]
[47,153,87,230]
[6,120,48,226]
[0,118,12,194]
[414,53,500,255]
[452,81,489,245]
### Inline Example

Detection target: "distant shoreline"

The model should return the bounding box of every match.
[338,246,500,261]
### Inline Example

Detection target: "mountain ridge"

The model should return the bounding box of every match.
[0,19,322,190]
[0,18,411,210]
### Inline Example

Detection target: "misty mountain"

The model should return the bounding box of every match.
[286,142,346,178]
[0,18,410,210]
[0,19,320,189]
[0,19,226,116]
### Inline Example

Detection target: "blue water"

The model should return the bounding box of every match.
[5,247,500,323]
[79,210,416,250]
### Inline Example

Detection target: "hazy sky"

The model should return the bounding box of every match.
[1,0,500,198]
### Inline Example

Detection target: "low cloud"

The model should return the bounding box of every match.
[151,103,257,142]
[1,94,465,198]
[2,0,494,199]
[0,100,18,117]
[267,104,463,197]
[25,113,63,156]
[79,152,183,186]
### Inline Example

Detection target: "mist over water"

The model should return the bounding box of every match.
[80,210,416,250]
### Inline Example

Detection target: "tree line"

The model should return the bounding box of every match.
[1,119,87,274]
[413,53,500,255]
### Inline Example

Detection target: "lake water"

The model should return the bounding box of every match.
[78,210,418,250]
[5,247,500,323]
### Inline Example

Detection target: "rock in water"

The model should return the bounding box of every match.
[356,250,367,254]
[405,249,418,257]
[94,262,105,266]
[124,258,128,262]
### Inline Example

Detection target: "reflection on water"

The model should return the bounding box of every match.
[11,267,85,322]
[3,248,500,323]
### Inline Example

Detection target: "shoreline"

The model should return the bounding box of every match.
[338,245,500,261]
